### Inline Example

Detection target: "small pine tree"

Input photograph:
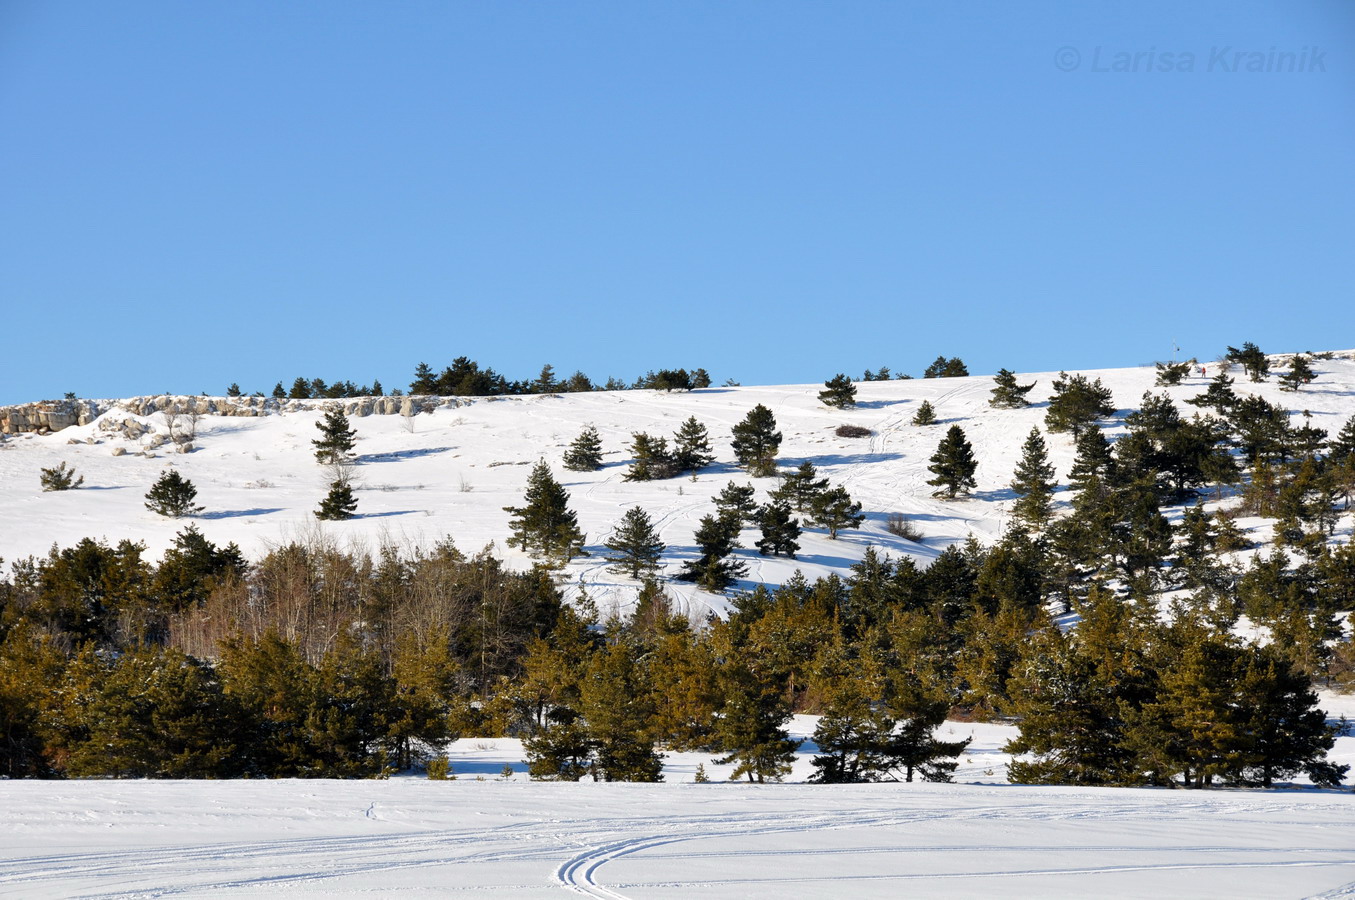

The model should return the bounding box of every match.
[672,416,715,474]
[504,460,586,564]
[924,356,968,378]
[989,369,1035,409]
[1278,355,1315,392]
[1227,342,1270,382]
[818,374,857,409]
[604,507,665,579]
[927,425,978,499]
[1330,414,1355,463]
[39,461,84,492]
[676,514,747,592]
[691,368,712,389]
[911,400,937,426]
[562,425,604,472]
[713,482,760,527]
[1185,370,1237,413]
[1044,371,1116,437]
[226,383,242,397]
[809,485,865,539]
[1010,427,1056,527]
[312,408,357,465]
[1154,360,1193,386]
[624,433,675,482]
[288,377,312,399]
[272,382,286,399]
[756,500,801,557]
[770,461,829,513]
[316,478,358,520]
[693,762,710,783]
[730,405,781,477]
[144,469,203,517]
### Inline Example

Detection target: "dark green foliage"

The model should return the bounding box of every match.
[924,356,969,378]
[1044,371,1116,437]
[1154,360,1193,386]
[316,479,358,521]
[145,470,203,518]
[1227,395,1293,466]
[563,425,604,472]
[672,416,714,473]
[1226,342,1270,381]
[809,485,864,539]
[730,404,781,477]
[756,501,801,558]
[911,400,936,426]
[770,461,829,513]
[410,362,436,394]
[272,382,286,399]
[623,433,676,481]
[580,644,663,782]
[691,368,712,389]
[153,525,245,612]
[714,660,800,782]
[713,482,760,527]
[1067,425,1115,492]
[989,368,1035,409]
[1278,354,1315,392]
[1010,427,1056,527]
[226,383,242,397]
[504,461,586,565]
[289,377,312,399]
[648,369,693,392]
[533,363,558,394]
[818,373,857,409]
[605,507,665,579]
[1330,415,1355,465]
[1185,370,1238,413]
[312,408,357,465]
[39,461,83,491]
[927,425,978,498]
[676,514,747,592]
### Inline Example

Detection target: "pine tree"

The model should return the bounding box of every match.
[924,356,968,378]
[756,501,801,558]
[271,382,286,399]
[289,377,312,399]
[713,661,800,782]
[818,374,857,409]
[1045,371,1116,437]
[1278,355,1315,392]
[410,362,436,394]
[504,461,587,565]
[927,425,978,499]
[39,461,84,491]
[730,404,781,477]
[226,383,242,397]
[691,368,712,389]
[1010,427,1057,527]
[989,368,1035,409]
[911,400,937,426]
[770,461,829,512]
[671,416,714,473]
[579,643,663,782]
[316,478,358,520]
[1067,424,1115,492]
[1185,369,1238,413]
[809,485,865,539]
[1330,414,1355,463]
[676,514,747,592]
[144,469,203,517]
[1154,361,1192,386]
[312,408,357,465]
[563,425,604,472]
[1226,342,1270,382]
[604,507,665,579]
[624,433,675,481]
[713,482,760,527]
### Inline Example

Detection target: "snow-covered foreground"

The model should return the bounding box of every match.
[4,777,1354,899]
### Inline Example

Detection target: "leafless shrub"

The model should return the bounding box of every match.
[885,512,923,541]
[835,424,872,439]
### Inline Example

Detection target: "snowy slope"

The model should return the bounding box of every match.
[4,354,1354,621]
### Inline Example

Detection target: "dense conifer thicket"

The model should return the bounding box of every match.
[4,351,1355,788]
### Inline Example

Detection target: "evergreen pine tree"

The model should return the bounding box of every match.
[1044,371,1116,437]
[926,425,978,498]
[624,433,675,481]
[316,478,358,520]
[289,377,312,399]
[713,482,760,527]
[989,368,1036,409]
[1278,355,1315,392]
[730,404,781,477]
[671,416,715,473]
[410,362,436,394]
[911,400,937,426]
[562,425,604,472]
[1185,369,1238,413]
[604,507,665,579]
[1067,425,1116,492]
[144,469,203,518]
[756,500,801,558]
[226,383,242,397]
[676,514,747,591]
[1010,427,1057,527]
[809,485,865,538]
[504,461,587,564]
[1330,414,1355,463]
[770,461,829,512]
[1153,360,1193,386]
[579,643,663,782]
[924,356,968,378]
[818,374,857,409]
[691,368,712,389]
[1227,342,1270,382]
[312,408,357,465]
[39,461,84,491]
[272,382,286,399]
[713,661,800,782]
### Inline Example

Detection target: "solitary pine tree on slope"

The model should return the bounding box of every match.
[731,405,781,477]
[563,425,604,472]
[604,507,665,579]
[989,369,1036,409]
[504,461,586,564]
[316,478,358,520]
[145,470,203,518]
[672,416,715,474]
[911,400,937,426]
[927,425,978,498]
[818,374,857,409]
[313,408,357,465]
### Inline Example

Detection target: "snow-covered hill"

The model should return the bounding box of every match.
[3,355,1355,619]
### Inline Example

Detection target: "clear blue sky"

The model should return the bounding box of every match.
[2,1,1352,404]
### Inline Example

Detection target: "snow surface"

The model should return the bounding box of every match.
[3,357,1355,897]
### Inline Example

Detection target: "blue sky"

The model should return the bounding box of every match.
[1,1,1352,404]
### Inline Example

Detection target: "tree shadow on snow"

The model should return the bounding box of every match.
[199,508,285,520]
[359,446,456,464]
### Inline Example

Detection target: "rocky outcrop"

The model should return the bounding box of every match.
[1,395,464,435]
